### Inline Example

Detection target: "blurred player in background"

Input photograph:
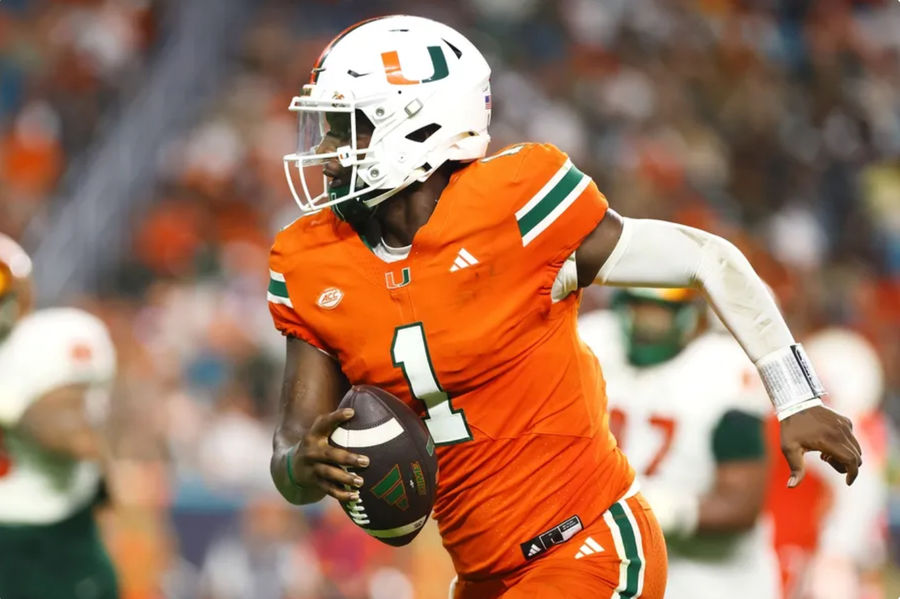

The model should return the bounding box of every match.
[0,234,119,599]
[766,328,887,599]
[579,289,780,599]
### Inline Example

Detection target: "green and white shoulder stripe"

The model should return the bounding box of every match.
[515,159,592,246]
[267,269,292,308]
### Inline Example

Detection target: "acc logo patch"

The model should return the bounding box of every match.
[317,287,344,310]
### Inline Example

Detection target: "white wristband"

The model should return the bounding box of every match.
[775,398,825,421]
[755,344,826,420]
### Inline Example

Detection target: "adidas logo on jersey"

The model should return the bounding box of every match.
[526,543,542,557]
[449,248,479,272]
[574,536,604,559]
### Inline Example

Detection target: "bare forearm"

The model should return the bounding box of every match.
[270,429,326,505]
[271,337,364,505]
[698,460,768,533]
[695,489,762,534]
[644,460,768,537]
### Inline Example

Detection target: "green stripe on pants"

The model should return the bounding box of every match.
[610,502,642,598]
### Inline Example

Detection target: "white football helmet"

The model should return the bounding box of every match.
[283,15,492,216]
[805,327,884,416]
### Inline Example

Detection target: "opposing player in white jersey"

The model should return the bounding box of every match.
[0,234,119,599]
[579,288,780,599]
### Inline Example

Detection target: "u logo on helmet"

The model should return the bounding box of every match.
[381,46,449,85]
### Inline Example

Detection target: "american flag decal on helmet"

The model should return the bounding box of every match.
[485,94,492,109]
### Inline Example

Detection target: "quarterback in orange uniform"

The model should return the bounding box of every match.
[267,16,861,599]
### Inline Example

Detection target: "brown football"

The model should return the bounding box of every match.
[329,385,438,546]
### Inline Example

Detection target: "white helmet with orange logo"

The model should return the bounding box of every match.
[283,15,492,217]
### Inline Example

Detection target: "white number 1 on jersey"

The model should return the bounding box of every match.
[391,323,472,445]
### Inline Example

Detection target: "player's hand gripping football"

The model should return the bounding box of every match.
[289,408,369,502]
[780,405,862,488]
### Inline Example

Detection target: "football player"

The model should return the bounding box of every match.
[578,289,781,599]
[266,16,860,599]
[0,234,119,599]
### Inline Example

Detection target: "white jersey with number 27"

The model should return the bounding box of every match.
[579,310,781,599]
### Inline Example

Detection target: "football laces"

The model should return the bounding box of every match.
[340,465,370,526]
[345,491,370,525]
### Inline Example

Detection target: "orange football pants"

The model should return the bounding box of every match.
[453,492,667,599]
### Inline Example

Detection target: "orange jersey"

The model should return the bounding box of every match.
[268,143,634,578]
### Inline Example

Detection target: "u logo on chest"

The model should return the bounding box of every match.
[385,267,411,289]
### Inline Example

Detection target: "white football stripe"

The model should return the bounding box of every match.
[458,248,479,265]
[330,418,404,448]
[267,291,293,308]
[515,159,573,221]
[521,174,591,246]
[269,269,286,282]
[364,515,427,538]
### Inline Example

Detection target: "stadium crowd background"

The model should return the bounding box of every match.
[1,0,898,597]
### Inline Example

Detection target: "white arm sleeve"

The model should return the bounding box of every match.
[594,218,824,416]
[596,218,791,361]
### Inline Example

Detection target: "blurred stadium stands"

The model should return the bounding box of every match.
[1,0,899,597]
